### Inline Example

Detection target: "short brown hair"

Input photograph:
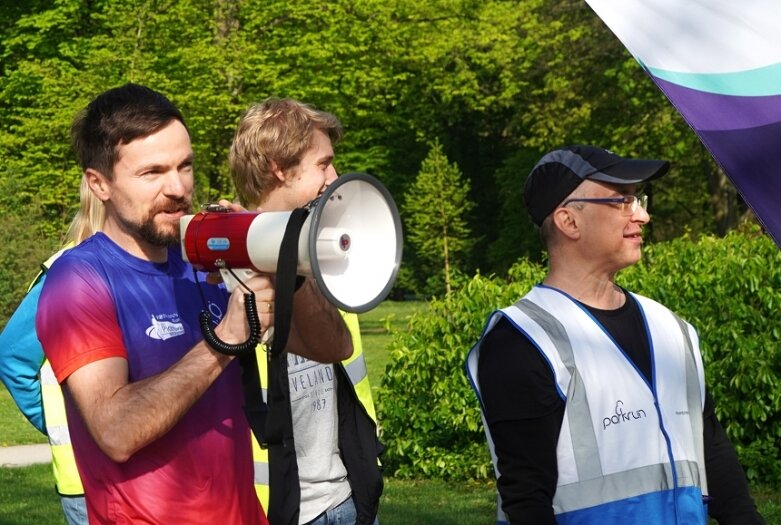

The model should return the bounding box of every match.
[71,83,186,179]
[229,98,342,206]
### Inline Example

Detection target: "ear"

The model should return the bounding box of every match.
[271,161,287,183]
[85,168,111,202]
[552,207,581,240]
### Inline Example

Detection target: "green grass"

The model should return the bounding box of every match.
[0,465,495,525]
[1,466,778,524]
[0,464,65,525]
[753,488,781,524]
[379,478,495,524]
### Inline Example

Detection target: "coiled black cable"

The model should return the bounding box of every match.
[199,292,262,356]
[195,267,263,356]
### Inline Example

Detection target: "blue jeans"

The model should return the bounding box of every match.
[60,495,88,525]
[304,497,379,525]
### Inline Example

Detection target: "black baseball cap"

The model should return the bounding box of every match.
[523,145,670,226]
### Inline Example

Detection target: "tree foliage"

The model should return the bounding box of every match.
[403,139,476,296]
[0,0,766,318]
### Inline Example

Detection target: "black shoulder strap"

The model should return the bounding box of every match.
[240,207,310,525]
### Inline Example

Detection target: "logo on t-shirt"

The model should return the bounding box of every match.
[145,314,185,340]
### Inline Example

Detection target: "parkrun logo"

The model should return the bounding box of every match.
[602,400,647,430]
[145,313,185,341]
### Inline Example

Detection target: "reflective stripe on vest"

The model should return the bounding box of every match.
[41,360,84,496]
[252,311,375,510]
[467,286,707,525]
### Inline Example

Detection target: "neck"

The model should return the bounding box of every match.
[256,193,287,212]
[543,269,625,310]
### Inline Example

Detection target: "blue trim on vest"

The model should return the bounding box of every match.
[556,486,707,525]
[633,294,681,495]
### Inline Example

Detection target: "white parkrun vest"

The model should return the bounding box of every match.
[466,285,708,524]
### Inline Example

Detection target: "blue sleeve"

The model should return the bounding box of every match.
[0,278,47,434]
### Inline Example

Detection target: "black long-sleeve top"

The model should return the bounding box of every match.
[477,292,765,525]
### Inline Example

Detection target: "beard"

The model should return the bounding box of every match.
[135,198,193,247]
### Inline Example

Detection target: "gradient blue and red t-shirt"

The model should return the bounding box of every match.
[36,233,266,525]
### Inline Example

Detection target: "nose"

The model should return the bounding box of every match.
[632,204,650,224]
[163,169,190,198]
[324,165,338,185]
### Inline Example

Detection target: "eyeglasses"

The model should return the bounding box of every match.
[561,194,648,215]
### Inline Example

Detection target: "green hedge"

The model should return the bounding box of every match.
[377,226,781,484]
[377,262,546,481]
[0,206,61,329]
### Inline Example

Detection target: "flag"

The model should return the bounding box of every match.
[586,0,781,246]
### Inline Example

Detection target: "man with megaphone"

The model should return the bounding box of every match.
[222,98,386,525]
[35,84,352,525]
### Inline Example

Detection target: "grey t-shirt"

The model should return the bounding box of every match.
[287,353,351,523]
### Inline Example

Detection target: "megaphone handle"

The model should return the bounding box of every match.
[199,292,262,356]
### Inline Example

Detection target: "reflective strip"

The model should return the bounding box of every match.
[40,362,57,385]
[554,460,701,513]
[50,444,85,496]
[675,316,709,495]
[47,425,72,446]
[516,299,602,480]
[633,294,708,496]
[343,356,368,389]
[41,359,84,496]
[251,434,270,510]
[253,461,269,485]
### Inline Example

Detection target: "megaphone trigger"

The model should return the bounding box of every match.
[219,268,261,294]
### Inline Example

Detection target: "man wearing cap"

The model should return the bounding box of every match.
[466,145,764,525]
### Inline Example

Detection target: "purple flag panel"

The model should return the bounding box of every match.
[586,0,781,246]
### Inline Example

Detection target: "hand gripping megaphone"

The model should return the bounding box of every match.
[180,172,403,314]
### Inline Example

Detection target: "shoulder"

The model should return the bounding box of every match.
[39,238,116,317]
[627,290,695,329]
[46,236,104,275]
[479,316,551,384]
[43,250,106,298]
[478,316,563,420]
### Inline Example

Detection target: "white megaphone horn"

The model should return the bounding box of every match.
[180,172,403,313]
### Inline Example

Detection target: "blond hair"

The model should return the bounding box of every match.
[64,174,105,244]
[229,98,342,206]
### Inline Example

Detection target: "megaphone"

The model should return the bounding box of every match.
[180,172,403,313]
